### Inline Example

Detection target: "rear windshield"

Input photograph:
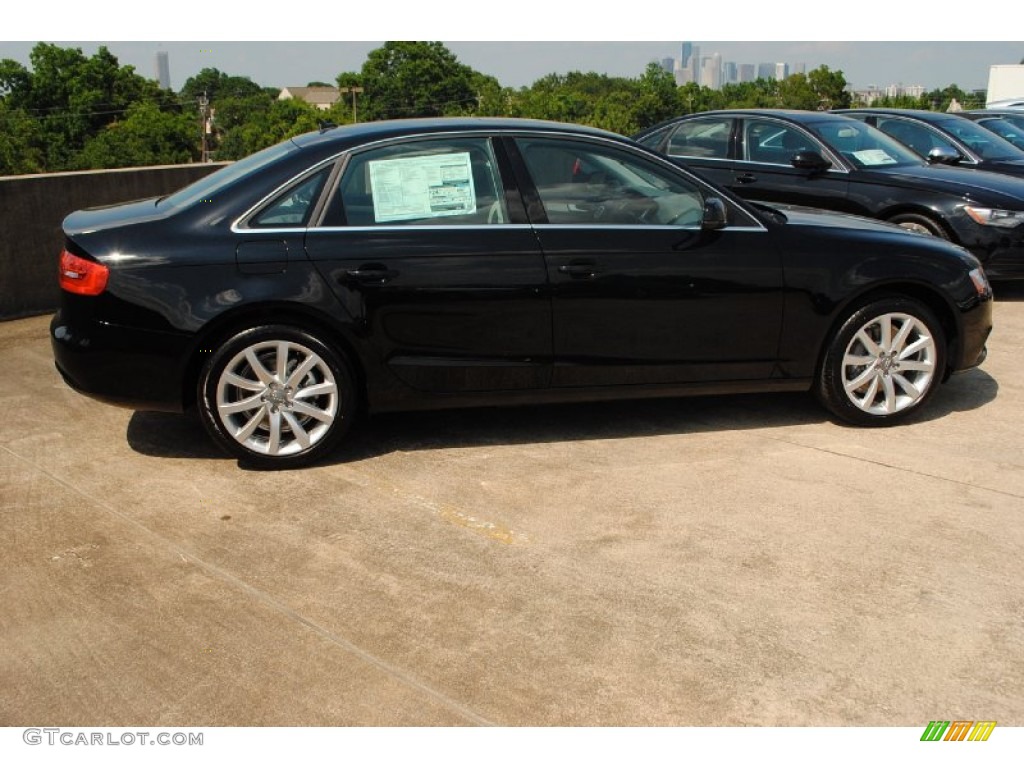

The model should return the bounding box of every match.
[159,141,296,209]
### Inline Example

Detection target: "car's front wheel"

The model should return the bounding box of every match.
[198,325,356,468]
[817,297,946,426]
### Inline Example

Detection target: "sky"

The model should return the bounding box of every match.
[2,3,1021,93]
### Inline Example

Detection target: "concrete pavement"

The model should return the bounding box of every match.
[2,288,1023,726]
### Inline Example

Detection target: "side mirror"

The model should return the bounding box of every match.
[791,150,832,172]
[702,197,728,231]
[927,146,961,165]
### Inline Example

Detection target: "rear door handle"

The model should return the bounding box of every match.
[735,173,757,184]
[558,261,604,279]
[343,265,399,284]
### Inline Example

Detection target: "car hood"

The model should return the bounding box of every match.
[864,163,1024,204]
[755,201,908,233]
[63,197,167,236]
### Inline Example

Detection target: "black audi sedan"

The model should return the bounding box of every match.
[634,109,1024,279]
[834,108,1024,177]
[52,117,993,468]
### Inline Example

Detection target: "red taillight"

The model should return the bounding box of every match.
[59,249,109,296]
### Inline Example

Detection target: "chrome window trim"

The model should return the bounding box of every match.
[231,126,773,233]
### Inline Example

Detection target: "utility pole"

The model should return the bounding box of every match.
[339,86,364,123]
[198,91,211,163]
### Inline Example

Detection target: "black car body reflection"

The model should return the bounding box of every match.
[52,118,993,468]
[635,109,1024,279]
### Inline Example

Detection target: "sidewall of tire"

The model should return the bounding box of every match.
[198,325,357,468]
[817,297,946,426]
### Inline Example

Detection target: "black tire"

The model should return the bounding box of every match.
[887,212,948,239]
[817,297,946,426]
[197,325,357,469]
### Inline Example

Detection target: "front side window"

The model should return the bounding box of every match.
[936,117,1021,160]
[328,137,507,226]
[875,117,960,159]
[517,138,706,227]
[742,120,817,165]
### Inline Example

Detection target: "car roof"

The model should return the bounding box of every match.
[834,108,963,122]
[289,117,624,151]
[634,109,862,137]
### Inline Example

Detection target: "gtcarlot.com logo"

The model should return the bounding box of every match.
[920,721,996,742]
[23,728,203,747]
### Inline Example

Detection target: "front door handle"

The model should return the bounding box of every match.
[735,173,757,184]
[558,261,604,279]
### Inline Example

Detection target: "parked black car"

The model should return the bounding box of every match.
[52,117,993,468]
[634,109,1024,279]
[959,110,1024,151]
[834,108,1024,177]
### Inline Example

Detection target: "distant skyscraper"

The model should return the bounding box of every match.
[792,62,807,76]
[757,62,775,80]
[723,61,738,85]
[775,62,790,80]
[739,64,755,83]
[700,54,722,89]
[155,51,170,90]
[680,42,693,69]
[660,57,675,74]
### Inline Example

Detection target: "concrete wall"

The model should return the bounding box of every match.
[0,163,226,320]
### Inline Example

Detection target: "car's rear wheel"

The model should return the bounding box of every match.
[818,297,945,426]
[198,325,356,468]
[887,212,948,239]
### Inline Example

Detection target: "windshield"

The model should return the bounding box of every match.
[159,140,297,209]
[975,117,1024,151]
[810,120,923,169]
[936,117,1024,160]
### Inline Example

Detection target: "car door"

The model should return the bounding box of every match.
[729,117,855,212]
[304,135,552,395]
[507,134,784,388]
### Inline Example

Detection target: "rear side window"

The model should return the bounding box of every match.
[665,117,733,159]
[325,137,507,226]
[249,166,331,228]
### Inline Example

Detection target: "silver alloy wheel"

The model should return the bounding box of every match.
[841,312,937,416]
[215,339,339,456]
[896,220,934,236]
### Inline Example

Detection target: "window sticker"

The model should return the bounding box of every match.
[368,152,477,222]
[851,149,899,166]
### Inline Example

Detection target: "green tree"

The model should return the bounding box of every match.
[75,101,198,169]
[0,101,44,174]
[346,41,481,120]
[216,99,322,160]
[0,43,167,171]
[179,67,263,103]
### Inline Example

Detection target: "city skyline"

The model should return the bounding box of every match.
[1,40,1020,94]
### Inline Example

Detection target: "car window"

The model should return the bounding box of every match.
[635,124,674,151]
[327,137,507,227]
[976,118,1024,150]
[742,120,818,165]
[811,120,922,168]
[665,117,732,159]
[936,118,1022,160]
[516,138,706,227]
[160,141,296,210]
[874,117,959,158]
[249,166,331,228]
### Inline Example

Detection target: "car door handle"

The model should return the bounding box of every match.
[343,265,399,284]
[558,261,604,279]
[735,173,758,184]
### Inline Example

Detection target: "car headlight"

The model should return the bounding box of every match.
[963,206,1024,228]
[968,267,992,297]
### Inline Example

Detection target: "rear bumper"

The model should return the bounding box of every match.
[50,310,192,413]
